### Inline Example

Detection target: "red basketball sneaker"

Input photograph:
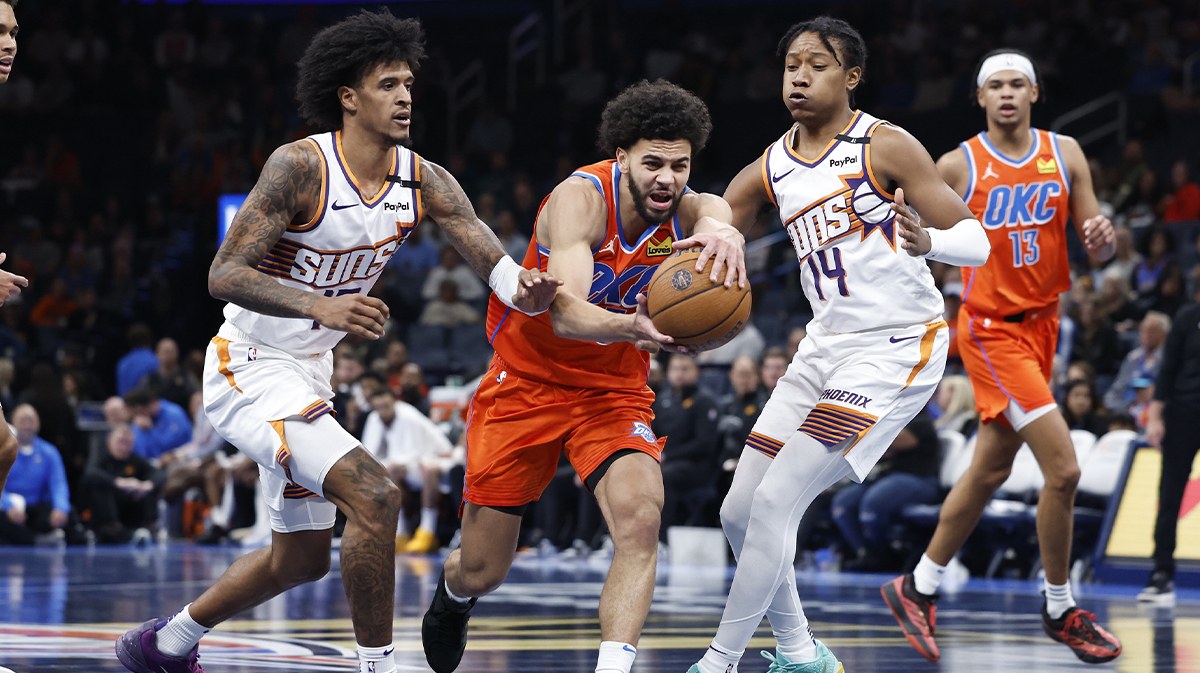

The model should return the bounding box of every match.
[881,574,939,662]
[1042,603,1122,664]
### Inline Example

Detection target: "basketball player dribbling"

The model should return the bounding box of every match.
[421,80,746,673]
[689,17,991,673]
[0,0,28,492]
[883,49,1122,665]
[115,12,558,673]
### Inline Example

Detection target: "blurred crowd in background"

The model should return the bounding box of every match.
[1,0,1199,576]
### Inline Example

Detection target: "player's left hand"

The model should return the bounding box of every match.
[892,188,931,257]
[673,223,747,289]
[1081,215,1114,255]
[511,269,563,314]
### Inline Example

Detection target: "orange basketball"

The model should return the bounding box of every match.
[645,247,752,351]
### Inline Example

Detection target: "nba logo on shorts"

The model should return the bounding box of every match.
[366,663,375,673]
[629,422,656,444]
[247,347,258,362]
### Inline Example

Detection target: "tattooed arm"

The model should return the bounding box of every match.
[208,141,389,339]
[421,160,560,313]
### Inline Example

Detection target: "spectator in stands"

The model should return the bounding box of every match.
[1073,295,1125,377]
[360,386,453,554]
[116,323,157,395]
[331,350,366,432]
[124,386,192,461]
[1132,226,1178,314]
[103,395,130,425]
[716,356,769,499]
[1105,312,1170,413]
[82,423,164,543]
[1104,227,1141,286]
[419,280,483,328]
[933,375,977,437]
[382,339,408,390]
[1160,160,1200,223]
[1129,377,1156,428]
[1099,274,1141,332]
[495,211,529,262]
[833,410,941,572]
[20,361,82,487]
[1150,265,1187,317]
[29,277,76,329]
[697,316,765,366]
[653,355,721,539]
[1111,139,1148,213]
[398,362,430,416]
[0,405,71,545]
[1062,380,1111,436]
[160,391,230,504]
[140,337,198,410]
[390,222,439,278]
[421,246,486,302]
[786,325,807,360]
[1143,297,1200,604]
[942,282,964,372]
[760,347,788,393]
[532,460,603,558]
[0,358,14,410]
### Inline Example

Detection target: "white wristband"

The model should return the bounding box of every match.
[924,218,991,267]
[489,256,545,316]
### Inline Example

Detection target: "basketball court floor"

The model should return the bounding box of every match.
[0,544,1194,672]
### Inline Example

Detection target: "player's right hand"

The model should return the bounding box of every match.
[0,253,29,306]
[892,188,931,257]
[631,294,696,356]
[310,294,390,339]
[1145,417,1165,449]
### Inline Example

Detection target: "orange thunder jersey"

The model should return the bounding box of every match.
[958,129,1072,316]
[485,159,683,390]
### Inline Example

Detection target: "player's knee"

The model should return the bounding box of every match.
[275,549,331,587]
[457,556,508,595]
[719,497,749,540]
[347,479,402,533]
[1044,464,1080,495]
[974,463,1012,492]
[609,495,661,552]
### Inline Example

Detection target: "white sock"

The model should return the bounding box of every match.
[697,643,742,673]
[1044,580,1075,620]
[419,508,438,532]
[357,643,396,673]
[155,604,211,657]
[912,554,946,596]
[775,621,817,662]
[444,576,472,604]
[596,641,637,673]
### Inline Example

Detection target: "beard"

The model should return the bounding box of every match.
[627,179,682,225]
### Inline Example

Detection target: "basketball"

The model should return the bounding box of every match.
[645,247,752,351]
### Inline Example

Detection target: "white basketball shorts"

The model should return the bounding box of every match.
[203,321,359,533]
[746,319,949,481]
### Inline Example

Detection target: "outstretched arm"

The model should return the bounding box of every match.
[871,126,990,267]
[1059,134,1114,263]
[541,179,673,346]
[208,141,390,339]
[421,160,560,314]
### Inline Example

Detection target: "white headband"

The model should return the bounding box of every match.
[976,53,1037,89]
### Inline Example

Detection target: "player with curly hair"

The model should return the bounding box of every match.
[420,79,746,673]
[115,10,558,673]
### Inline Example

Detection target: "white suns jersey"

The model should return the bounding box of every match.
[763,110,943,333]
[224,131,421,354]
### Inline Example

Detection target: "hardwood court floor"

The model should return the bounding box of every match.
[0,544,1195,672]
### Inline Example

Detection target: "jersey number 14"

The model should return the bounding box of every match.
[806,249,849,300]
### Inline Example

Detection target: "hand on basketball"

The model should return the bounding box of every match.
[892,188,930,257]
[673,223,747,289]
[511,268,563,315]
[0,253,29,306]
[310,294,390,340]
[1081,215,1114,255]
[632,293,694,355]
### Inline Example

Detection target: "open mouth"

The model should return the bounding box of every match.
[789,92,807,104]
[647,190,673,210]
[0,58,11,74]
[999,103,1017,115]
[393,111,411,126]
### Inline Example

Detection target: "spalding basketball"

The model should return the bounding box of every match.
[645,247,752,351]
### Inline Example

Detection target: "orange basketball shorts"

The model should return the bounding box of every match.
[958,304,1059,428]
[462,356,665,509]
